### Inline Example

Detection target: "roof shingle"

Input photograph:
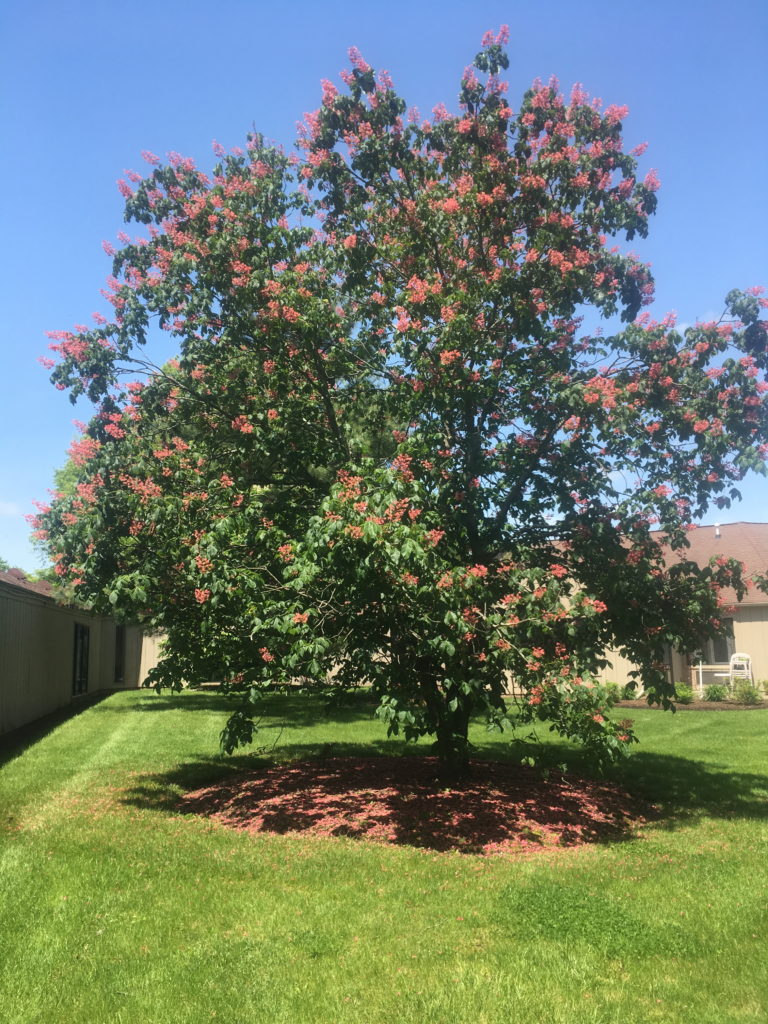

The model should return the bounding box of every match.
[0,568,56,599]
[663,522,768,607]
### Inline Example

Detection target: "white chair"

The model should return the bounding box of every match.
[729,652,753,685]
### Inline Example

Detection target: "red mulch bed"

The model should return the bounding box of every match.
[618,699,767,711]
[179,756,651,857]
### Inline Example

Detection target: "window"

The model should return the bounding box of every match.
[114,625,126,684]
[703,619,735,664]
[72,623,90,695]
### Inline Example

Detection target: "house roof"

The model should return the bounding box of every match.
[0,568,56,599]
[664,522,768,608]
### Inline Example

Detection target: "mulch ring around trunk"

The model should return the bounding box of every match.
[179,756,652,857]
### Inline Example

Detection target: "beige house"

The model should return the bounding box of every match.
[0,569,162,736]
[598,522,768,693]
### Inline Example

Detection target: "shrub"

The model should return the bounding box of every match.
[732,680,763,705]
[603,682,622,707]
[674,683,695,704]
[622,682,638,700]
[703,684,729,702]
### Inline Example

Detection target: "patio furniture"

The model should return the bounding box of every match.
[728,652,753,685]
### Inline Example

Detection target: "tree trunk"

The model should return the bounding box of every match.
[415,660,473,785]
[434,700,472,785]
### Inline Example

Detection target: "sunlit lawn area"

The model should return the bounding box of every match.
[1,688,766,1024]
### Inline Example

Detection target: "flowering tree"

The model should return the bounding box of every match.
[37,29,767,780]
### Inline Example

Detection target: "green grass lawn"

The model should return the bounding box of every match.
[1,689,766,1024]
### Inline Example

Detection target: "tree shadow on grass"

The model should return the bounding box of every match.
[119,737,768,856]
[617,750,768,827]
[484,738,768,825]
[0,691,114,768]
[91,688,380,726]
[88,691,234,715]
[103,688,768,854]
[122,740,415,810]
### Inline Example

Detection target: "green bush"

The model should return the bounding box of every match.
[603,682,622,707]
[732,679,763,705]
[703,684,729,702]
[622,682,638,700]
[674,683,695,704]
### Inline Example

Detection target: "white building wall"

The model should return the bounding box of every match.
[597,604,768,692]
[0,581,160,735]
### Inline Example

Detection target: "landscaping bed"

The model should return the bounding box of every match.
[617,698,767,711]
[180,754,650,856]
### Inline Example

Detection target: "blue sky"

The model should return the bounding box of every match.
[1,0,766,569]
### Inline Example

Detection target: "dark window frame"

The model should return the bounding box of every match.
[72,623,90,696]
[703,618,735,665]
[114,624,126,684]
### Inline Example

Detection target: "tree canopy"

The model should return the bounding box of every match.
[36,28,767,779]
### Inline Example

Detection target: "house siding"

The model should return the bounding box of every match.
[730,606,768,683]
[597,605,768,692]
[0,579,159,736]
[138,633,164,684]
[595,523,768,694]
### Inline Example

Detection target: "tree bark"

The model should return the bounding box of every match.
[415,659,474,785]
[434,699,472,785]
